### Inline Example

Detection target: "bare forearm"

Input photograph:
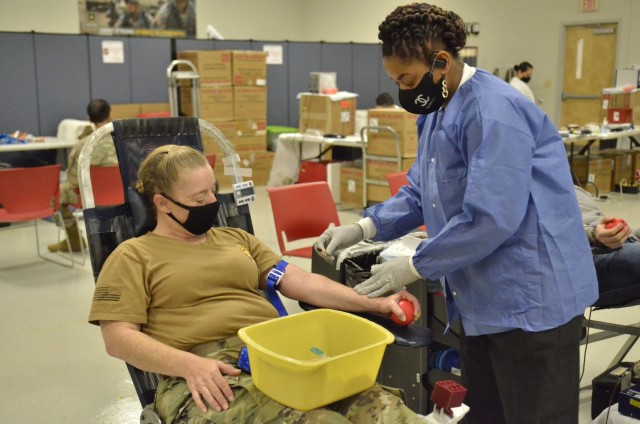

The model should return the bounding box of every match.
[278,264,384,314]
[101,321,197,379]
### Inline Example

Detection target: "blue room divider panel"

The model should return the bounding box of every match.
[175,39,214,52]
[88,36,131,104]
[287,42,322,128]
[130,37,172,103]
[321,43,353,94]
[353,44,382,110]
[35,34,91,136]
[0,33,39,135]
[251,41,289,126]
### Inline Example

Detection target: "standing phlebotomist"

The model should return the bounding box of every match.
[315,3,598,423]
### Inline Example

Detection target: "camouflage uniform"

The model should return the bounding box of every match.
[60,125,118,205]
[154,337,423,424]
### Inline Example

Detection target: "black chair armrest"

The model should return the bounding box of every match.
[299,302,432,348]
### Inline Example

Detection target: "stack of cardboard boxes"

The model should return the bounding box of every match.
[601,88,640,125]
[177,50,273,190]
[340,108,418,206]
[571,156,614,195]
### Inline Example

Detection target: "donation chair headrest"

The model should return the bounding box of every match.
[127,187,155,237]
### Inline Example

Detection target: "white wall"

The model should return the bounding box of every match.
[1,0,639,125]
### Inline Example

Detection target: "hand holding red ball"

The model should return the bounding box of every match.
[390,299,416,326]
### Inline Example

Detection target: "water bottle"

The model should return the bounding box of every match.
[601,117,609,134]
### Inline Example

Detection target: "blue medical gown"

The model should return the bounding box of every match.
[364,69,598,336]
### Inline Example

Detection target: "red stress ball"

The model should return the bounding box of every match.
[391,299,415,326]
[605,218,627,230]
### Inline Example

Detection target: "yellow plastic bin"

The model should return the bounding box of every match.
[237,309,394,411]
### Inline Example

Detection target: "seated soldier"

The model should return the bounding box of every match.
[575,185,640,307]
[49,99,116,253]
[89,145,424,424]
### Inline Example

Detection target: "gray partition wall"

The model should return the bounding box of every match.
[0,33,39,135]
[1,32,390,134]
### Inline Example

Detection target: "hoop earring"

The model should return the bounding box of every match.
[442,79,449,99]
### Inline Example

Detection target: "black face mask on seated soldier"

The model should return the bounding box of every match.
[161,193,220,235]
[520,76,531,83]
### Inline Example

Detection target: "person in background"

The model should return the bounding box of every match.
[315,4,597,423]
[575,185,640,308]
[509,61,535,103]
[114,0,153,29]
[48,99,116,253]
[153,0,196,37]
[89,144,423,423]
[375,92,399,108]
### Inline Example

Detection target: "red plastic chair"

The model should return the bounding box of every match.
[267,181,340,258]
[386,171,410,196]
[89,165,125,206]
[385,171,426,232]
[135,111,171,119]
[0,164,75,267]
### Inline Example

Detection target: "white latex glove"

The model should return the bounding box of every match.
[314,223,364,260]
[354,256,421,298]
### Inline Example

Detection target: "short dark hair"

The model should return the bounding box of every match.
[86,99,111,124]
[514,62,533,72]
[375,92,395,107]
[378,3,466,62]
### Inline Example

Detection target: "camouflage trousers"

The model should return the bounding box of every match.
[154,337,423,424]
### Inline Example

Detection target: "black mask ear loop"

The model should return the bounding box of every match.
[432,57,449,100]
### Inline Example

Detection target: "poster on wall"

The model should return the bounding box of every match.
[78,0,196,38]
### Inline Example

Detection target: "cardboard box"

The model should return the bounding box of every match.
[366,183,391,204]
[599,150,633,190]
[234,86,267,120]
[366,109,419,157]
[233,135,267,152]
[235,119,267,138]
[213,150,273,190]
[181,85,234,121]
[110,103,170,120]
[177,50,232,85]
[232,51,267,86]
[299,94,357,136]
[340,165,363,206]
[365,158,415,182]
[202,121,237,154]
[571,156,613,195]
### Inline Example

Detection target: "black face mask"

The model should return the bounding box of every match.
[162,193,220,235]
[398,67,446,115]
[520,76,531,83]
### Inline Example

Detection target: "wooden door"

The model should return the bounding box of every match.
[561,23,617,127]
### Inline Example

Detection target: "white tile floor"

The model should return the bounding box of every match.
[0,185,637,423]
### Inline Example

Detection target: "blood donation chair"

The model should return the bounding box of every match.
[77,117,254,423]
[78,117,433,421]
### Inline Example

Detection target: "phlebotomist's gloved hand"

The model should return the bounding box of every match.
[314,218,377,261]
[354,256,422,298]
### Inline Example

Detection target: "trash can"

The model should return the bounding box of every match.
[266,126,298,152]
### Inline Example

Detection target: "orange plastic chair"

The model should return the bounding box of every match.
[385,171,426,232]
[0,164,75,267]
[267,181,341,258]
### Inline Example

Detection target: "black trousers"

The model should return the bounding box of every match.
[459,315,583,424]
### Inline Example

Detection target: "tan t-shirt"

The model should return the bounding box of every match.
[89,227,281,351]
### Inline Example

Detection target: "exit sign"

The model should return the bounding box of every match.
[581,0,599,12]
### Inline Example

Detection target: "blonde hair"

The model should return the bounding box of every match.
[136,145,208,201]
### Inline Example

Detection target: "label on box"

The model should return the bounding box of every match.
[588,173,595,183]
[341,111,350,122]
[348,180,356,193]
